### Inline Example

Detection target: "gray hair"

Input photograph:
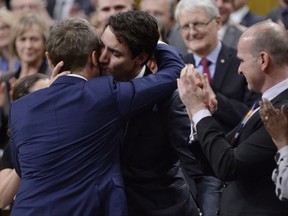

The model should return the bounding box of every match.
[174,0,220,23]
[248,21,288,65]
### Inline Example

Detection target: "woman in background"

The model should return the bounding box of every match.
[0,8,20,76]
[0,13,51,148]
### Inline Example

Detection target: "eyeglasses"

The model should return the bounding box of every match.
[179,18,215,32]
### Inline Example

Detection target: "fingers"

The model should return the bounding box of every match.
[50,61,64,79]
[49,69,70,86]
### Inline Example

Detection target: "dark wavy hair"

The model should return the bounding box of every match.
[12,73,48,101]
[104,10,160,64]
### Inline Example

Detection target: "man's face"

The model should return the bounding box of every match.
[96,0,134,27]
[178,8,221,57]
[140,0,173,32]
[11,0,43,18]
[99,26,141,81]
[214,0,233,24]
[237,36,263,92]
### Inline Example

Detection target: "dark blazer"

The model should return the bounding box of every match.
[240,11,264,27]
[9,44,183,216]
[196,89,288,215]
[122,68,199,216]
[222,25,243,50]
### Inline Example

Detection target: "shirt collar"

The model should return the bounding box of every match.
[230,5,249,24]
[67,74,87,81]
[134,65,146,79]
[262,78,288,100]
[194,41,222,67]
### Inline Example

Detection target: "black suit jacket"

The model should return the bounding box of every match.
[179,44,261,182]
[122,68,199,216]
[196,89,288,215]
[222,25,243,49]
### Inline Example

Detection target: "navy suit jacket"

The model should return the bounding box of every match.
[240,11,264,27]
[122,67,199,216]
[196,89,288,215]
[9,44,184,216]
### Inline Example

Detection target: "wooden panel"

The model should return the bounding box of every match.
[248,0,280,16]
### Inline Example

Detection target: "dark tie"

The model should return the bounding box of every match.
[232,100,260,145]
[200,58,212,84]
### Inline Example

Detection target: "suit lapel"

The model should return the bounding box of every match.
[212,45,233,91]
[122,67,153,163]
[228,89,288,146]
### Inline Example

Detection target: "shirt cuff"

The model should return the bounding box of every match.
[188,109,211,144]
[192,109,211,126]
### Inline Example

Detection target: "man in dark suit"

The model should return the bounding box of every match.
[216,0,244,49]
[9,13,184,216]
[178,20,288,216]
[99,6,199,216]
[174,0,260,215]
[229,0,264,27]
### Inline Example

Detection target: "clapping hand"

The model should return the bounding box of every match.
[177,64,217,119]
[259,98,288,150]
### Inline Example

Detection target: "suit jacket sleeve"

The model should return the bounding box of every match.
[165,90,215,177]
[116,43,185,118]
[196,115,276,182]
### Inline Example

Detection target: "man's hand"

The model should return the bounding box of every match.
[202,73,217,114]
[49,61,70,86]
[177,64,210,118]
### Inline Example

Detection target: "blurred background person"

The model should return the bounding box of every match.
[0,13,51,154]
[216,0,244,49]
[90,0,136,36]
[266,0,288,23]
[230,0,264,27]
[8,0,54,26]
[46,0,95,21]
[139,0,188,56]
[0,8,20,76]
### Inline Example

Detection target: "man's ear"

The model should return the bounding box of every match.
[45,51,55,70]
[135,52,149,66]
[91,51,99,67]
[259,51,269,72]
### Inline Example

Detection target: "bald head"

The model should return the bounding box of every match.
[239,21,288,65]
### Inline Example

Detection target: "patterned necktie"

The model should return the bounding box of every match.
[232,100,260,145]
[200,58,212,84]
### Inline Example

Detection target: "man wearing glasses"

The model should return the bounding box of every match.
[174,0,260,215]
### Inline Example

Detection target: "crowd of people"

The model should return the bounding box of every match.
[0,0,288,215]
